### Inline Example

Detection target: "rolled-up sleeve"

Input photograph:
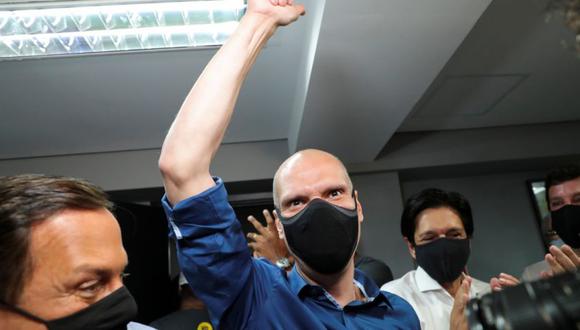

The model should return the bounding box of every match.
[161,177,252,326]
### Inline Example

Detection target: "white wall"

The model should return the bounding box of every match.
[0,140,287,191]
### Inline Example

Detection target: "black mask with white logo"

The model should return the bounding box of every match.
[415,238,470,284]
[551,204,580,248]
[0,286,137,330]
[277,198,359,275]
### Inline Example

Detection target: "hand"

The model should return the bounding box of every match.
[247,209,293,265]
[544,244,580,277]
[450,276,472,330]
[489,273,520,291]
[247,0,306,26]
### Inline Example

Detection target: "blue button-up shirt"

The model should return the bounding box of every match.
[162,178,419,329]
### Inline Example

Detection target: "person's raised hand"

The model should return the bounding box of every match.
[247,209,292,265]
[450,275,472,330]
[247,0,305,26]
[545,244,580,277]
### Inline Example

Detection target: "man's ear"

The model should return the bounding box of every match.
[404,237,416,260]
[355,190,364,223]
[274,212,285,239]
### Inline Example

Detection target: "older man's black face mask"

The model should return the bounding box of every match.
[277,197,359,274]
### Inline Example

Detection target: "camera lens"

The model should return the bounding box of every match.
[466,272,580,330]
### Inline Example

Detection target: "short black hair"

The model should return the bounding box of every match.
[401,188,474,245]
[545,164,580,206]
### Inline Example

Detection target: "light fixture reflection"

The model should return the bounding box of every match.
[0,0,246,59]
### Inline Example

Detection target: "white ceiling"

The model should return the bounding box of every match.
[0,0,578,166]
[400,0,580,132]
[0,3,313,158]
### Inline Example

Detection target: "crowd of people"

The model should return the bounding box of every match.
[1,0,579,329]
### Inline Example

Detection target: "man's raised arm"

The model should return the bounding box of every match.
[159,0,305,205]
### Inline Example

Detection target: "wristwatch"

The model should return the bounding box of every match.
[275,257,292,270]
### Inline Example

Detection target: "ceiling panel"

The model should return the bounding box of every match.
[290,0,492,163]
[412,74,527,118]
[400,0,580,132]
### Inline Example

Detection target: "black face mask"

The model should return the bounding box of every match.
[551,204,580,248]
[277,198,359,274]
[0,286,137,330]
[415,238,470,284]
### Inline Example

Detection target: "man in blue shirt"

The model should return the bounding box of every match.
[158,0,419,328]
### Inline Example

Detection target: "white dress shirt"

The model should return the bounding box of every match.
[381,267,490,330]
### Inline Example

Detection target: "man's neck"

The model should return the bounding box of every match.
[297,259,360,308]
[441,275,464,298]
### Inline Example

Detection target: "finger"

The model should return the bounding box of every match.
[561,245,580,266]
[294,4,306,16]
[458,279,470,305]
[546,253,566,274]
[263,209,274,226]
[489,277,501,292]
[248,216,268,235]
[247,242,257,251]
[270,0,279,6]
[247,216,263,230]
[550,245,577,272]
[499,273,520,286]
[464,276,472,290]
[499,273,519,282]
[247,232,265,243]
[540,270,554,279]
[278,0,288,6]
[499,277,519,287]
[456,276,471,301]
[287,0,294,5]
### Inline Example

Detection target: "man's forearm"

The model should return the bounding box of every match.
[159,13,278,205]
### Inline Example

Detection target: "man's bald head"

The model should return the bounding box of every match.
[272,149,353,209]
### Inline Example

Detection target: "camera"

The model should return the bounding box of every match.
[466,271,580,330]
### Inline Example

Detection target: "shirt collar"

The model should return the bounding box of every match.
[352,269,392,309]
[288,266,392,309]
[288,266,310,297]
[415,266,444,292]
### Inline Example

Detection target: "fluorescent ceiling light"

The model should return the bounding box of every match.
[0,0,246,59]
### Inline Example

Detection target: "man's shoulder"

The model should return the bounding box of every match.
[379,290,421,329]
[380,270,416,292]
